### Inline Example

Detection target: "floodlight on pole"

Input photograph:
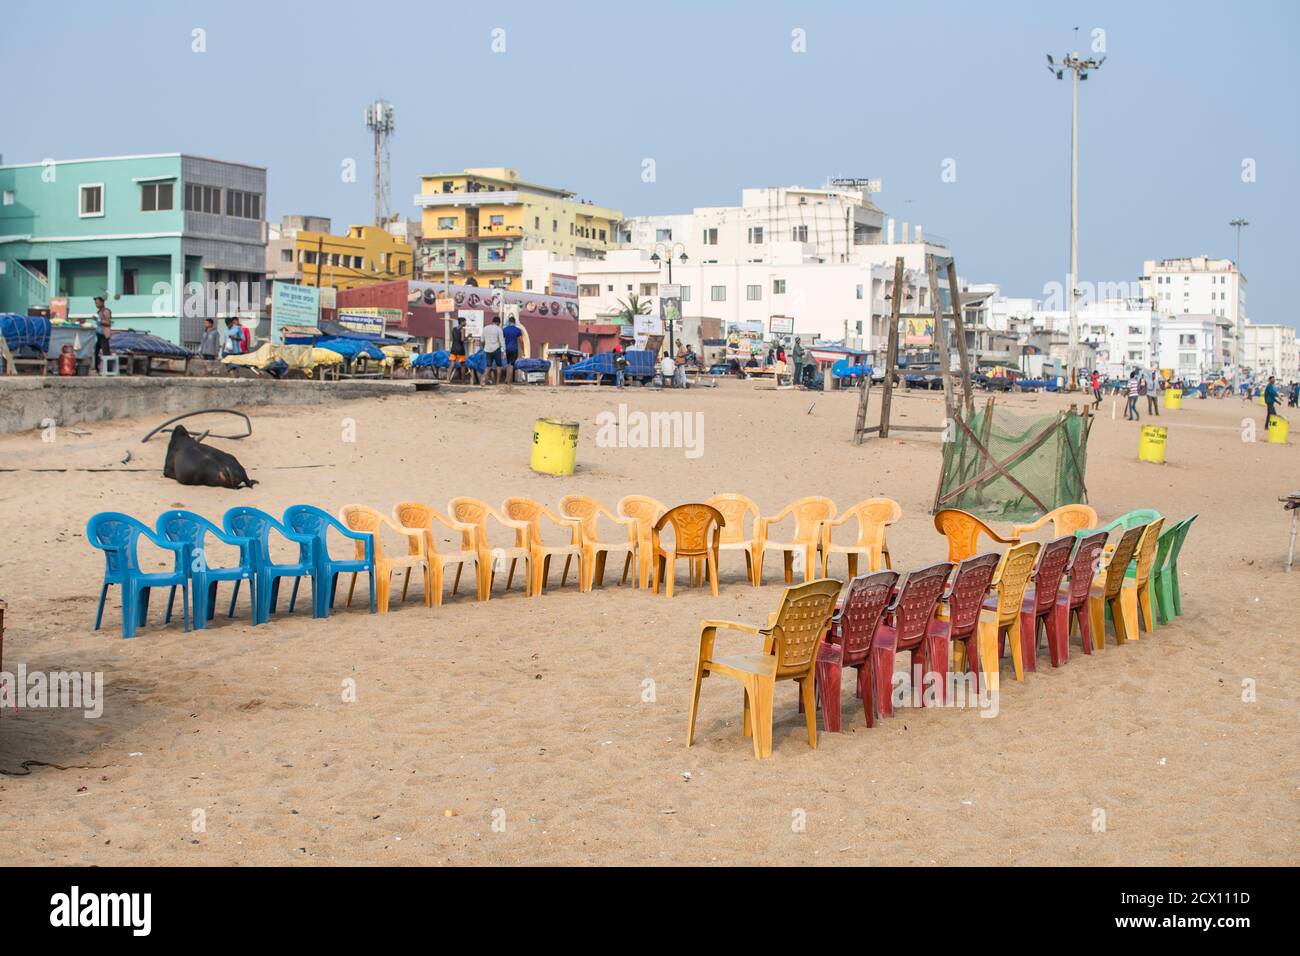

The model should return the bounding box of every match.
[1230,218,1249,389]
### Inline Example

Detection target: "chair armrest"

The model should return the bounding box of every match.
[700,619,763,634]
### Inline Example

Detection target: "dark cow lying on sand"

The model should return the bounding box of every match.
[164,425,257,489]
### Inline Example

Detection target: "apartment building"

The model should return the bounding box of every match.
[1243,322,1299,382]
[266,215,413,292]
[1140,255,1246,372]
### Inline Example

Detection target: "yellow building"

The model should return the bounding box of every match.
[415,167,621,291]
[267,217,413,292]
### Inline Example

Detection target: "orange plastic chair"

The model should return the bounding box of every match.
[821,497,901,578]
[687,578,842,760]
[447,496,533,601]
[501,496,585,596]
[1010,504,1098,541]
[392,502,482,606]
[756,496,836,585]
[951,540,1040,690]
[652,503,724,597]
[616,494,667,589]
[338,504,429,613]
[1119,517,1164,640]
[1087,524,1147,647]
[933,508,1018,562]
[705,493,762,586]
[558,494,639,591]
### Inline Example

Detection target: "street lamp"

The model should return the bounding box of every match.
[1046,39,1105,389]
[1229,218,1249,390]
[649,242,688,353]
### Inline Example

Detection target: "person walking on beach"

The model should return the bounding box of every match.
[481,315,505,386]
[1264,375,1280,429]
[1145,366,1161,416]
[1125,369,1141,421]
[199,317,222,360]
[449,317,468,383]
[91,296,112,373]
[659,350,676,388]
[1091,369,1102,409]
[502,315,523,384]
[674,342,688,388]
[791,337,805,388]
[222,317,245,357]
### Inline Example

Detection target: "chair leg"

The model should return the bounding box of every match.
[1006,621,1025,682]
[665,557,675,598]
[1088,595,1105,649]
[747,676,774,759]
[782,550,793,584]
[686,665,705,747]
[706,550,719,597]
[976,620,1000,697]
[743,550,754,587]
[505,559,516,592]
[288,577,300,613]
[1170,561,1183,616]
[346,572,357,608]
[754,550,765,586]
[815,653,843,733]
[871,645,896,717]
[1110,595,1130,644]
[561,554,572,589]
[165,585,177,625]
[1138,583,1155,632]
[1074,605,1092,655]
[1018,609,1038,674]
[95,583,109,630]
[858,662,875,727]
[180,580,190,633]
[621,553,633,588]
[402,567,412,601]
[847,552,859,579]
[800,676,817,749]
[429,564,442,608]
[924,634,950,705]
[1154,573,1172,625]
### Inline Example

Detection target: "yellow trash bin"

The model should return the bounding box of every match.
[1267,415,1289,445]
[1138,425,1167,463]
[1164,387,1182,410]
[531,418,579,476]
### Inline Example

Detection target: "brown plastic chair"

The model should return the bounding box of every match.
[616,495,667,589]
[1011,504,1098,541]
[1088,524,1147,648]
[756,495,836,585]
[652,503,724,597]
[705,493,762,586]
[934,508,1018,562]
[502,496,586,596]
[936,552,1003,696]
[338,504,428,614]
[447,496,534,600]
[1056,530,1109,661]
[687,578,842,760]
[559,494,638,591]
[1017,535,1078,671]
[392,502,482,606]
[821,497,901,577]
[814,570,899,731]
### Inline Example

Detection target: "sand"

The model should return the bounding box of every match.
[0,380,1295,865]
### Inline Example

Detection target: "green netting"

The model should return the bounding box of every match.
[935,404,1090,521]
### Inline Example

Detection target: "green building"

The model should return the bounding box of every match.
[0,153,267,347]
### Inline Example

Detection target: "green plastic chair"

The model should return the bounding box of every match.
[1152,514,1197,624]
[1083,510,1161,625]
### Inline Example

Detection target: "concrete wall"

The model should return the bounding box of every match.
[0,377,419,434]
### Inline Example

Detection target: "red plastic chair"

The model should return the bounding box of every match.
[1056,530,1108,662]
[813,570,898,732]
[1016,535,1078,672]
[935,552,1002,698]
[870,562,953,718]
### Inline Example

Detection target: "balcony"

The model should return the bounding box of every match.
[415,190,521,208]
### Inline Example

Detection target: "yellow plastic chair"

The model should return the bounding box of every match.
[705,493,762,586]
[338,504,429,613]
[687,578,842,760]
[558,494,639,591]
[1119,517,1164,639]
[950,540,1041,690]
[617,494,667,589]
[1087,524,1147,647]
[651,503,724,598]
[820,497,901,577]
[1010,504,1098,541]
[447,496,533,601]
[934,508,1017,561]
[502,496,586,596]
[392,502,482,606]
[756,496,837,585]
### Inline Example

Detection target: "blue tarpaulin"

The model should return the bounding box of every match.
[563,349,655,382]
[1,314,51,352]
[314,337,384,360]
[107,329,192,358]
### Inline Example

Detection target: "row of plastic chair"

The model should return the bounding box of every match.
[688,505,1197,759]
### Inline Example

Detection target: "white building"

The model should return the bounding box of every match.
[1035,299,1155,378]
[1156,316,1220,384]
[1243,323,1299,382]
[1140,256,1246,373]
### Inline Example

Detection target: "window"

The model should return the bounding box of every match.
[552,219,558,232]
[1179,334,1197,346]
[223,189,262,220]
[599,229,606,241]
[746,284,762,301]
[579,284,599,297]
[747,226,763,244]
[535,217,540,229]
[437,216,456,230]
[489,214,504,226]
[640,283,658,297]
[184,183,222,214]
[607,284,614,292]
[710,285,726,302]
[679,286,690,302]
[122,269,138,295]
[791,225,807,242]
[79,184,103,217]
[441,181,453,193]
[398,261,406,275]
[656,228,673,242]
[281,248,293,263]
[1,190,12,206]
[772,279,786,295]
[703,228,718,245]
[1127,325,1142,336]
[855,284,864,300]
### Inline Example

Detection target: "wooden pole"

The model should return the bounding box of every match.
[878,256,905,439]
[946,259,975,418]
[927,255,955,421]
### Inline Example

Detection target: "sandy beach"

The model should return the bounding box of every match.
[0,381,1295,866]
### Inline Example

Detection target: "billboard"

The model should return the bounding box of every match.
[659,284,682,336]
[905,317,935,346]
[337,307,400,338]
[770,315,794,335]
[549,274,578,297]
[272,282,320,342]
[407,281,579,322]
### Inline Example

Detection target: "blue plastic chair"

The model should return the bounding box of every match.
[222,507,318,625]
[284,505,376,617]
[86,512,190,639]
[156,510,257,630]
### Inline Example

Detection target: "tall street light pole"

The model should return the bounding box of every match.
[650,242,688,354]
[1047,43,1104,388]
[1229,218,1249,390]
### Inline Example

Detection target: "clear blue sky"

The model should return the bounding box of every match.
[1,0,1294,326]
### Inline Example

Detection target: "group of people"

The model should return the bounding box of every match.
[447,313,525,386]
[658,343,699,389]
[196,316,250,360]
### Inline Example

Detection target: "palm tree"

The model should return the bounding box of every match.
[614,294,652,324]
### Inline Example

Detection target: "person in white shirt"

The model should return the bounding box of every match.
[480,316,506,386]
[660,353,676,388]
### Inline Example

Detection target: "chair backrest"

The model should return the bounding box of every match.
[993,541,1042,624]
[934,508,1003,561]
[778,496,837,544]
[1047,504,1098,537]
[1132,517,1165,586]
[842,497,902,550]
[704,494,759,545]
[502,497,552,547]
[1067,531,1109,606]
[836,570,899,657]
[447,496,493,550]
[891,561,954,644]
[1029,535,1077,614]
[87,512,147,574]
[1099,508,1161,536]
[339,504,387,559]
[223,506,280,561]
[558,495,615,543]
[653,504,723,558]
[771,578,843,676]
[945,552,1001,636]
[1102,525,1146,599]
[393,501,439,554]
[1168,513,1198,567]
[617,495,667,540]
[156,509,214,561]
